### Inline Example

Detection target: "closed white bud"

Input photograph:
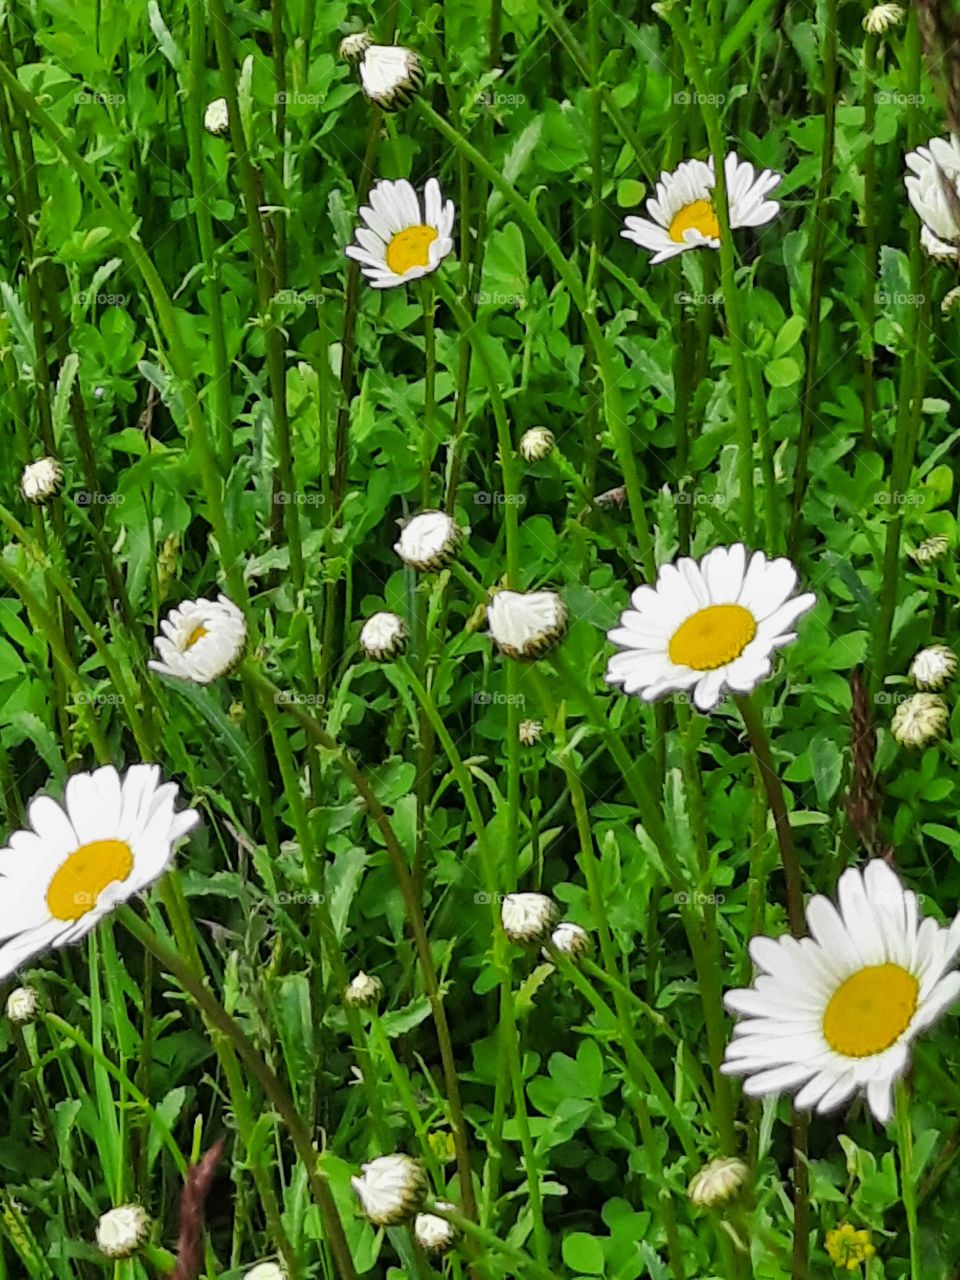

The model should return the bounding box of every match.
[687,1157,749,1209]
[395,511,464,571]
[344,971,383,1009]
[863,3,904,33]
[245,1265,286,1280]
[518,427,555,463]
[487,589,567,660]
[891,692,949,747]
[910,645,957,691]
[359,45,424,110]
[339,31,372,61]
[911,535,949,566]
[203,97,230,136]
[351,1154,426,1225]
[501,891,559,944]
[544,921,592,960]
[20,457,63,504]
[414,1204,457,1253]
[95,1205,150,1258]
[6,986,38,1024]
[359,612,407,661]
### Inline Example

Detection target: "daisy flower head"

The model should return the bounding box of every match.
[414,1204,457,1254]
[96,1205,150,1259]
[486,589,568,660]
[21,456,63,504]
[605,544,816,711]
[0,764,199,982]
[622,152,781,264]
[351,1154,426,1226]
[358,44,424,110]
[203,97,229,136]
[394,509,463,571]
[909,644,957,691]
[347,178,454,289]
[863,3,904,33]
[722,860,960,1124]
[891,691,949,748]
[687,1156,749,1209]
[904,136,960,258]
[150,593,247,684]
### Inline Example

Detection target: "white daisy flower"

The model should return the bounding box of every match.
[394,510,463,571]
[414,1204,457,1254]
[20,457,63,504]
[910,645,957,691]
[0,765,199,981]
[486,590,568,660]
[347,178,455,289]
[149,594,247,684]
[722,860,960,1124]
[905,136,960,258]
[891,692,949,748]
[501,891,559,945]
[359,611,407,661]
[96,1205,150,1258]
[358,45,424,110]
[203,97,230,136]
[5,986,38,1024]
[605,544,816,712]
[622,152,782,264]
[351,1154,426,1225]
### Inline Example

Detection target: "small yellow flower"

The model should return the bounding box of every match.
[825,1222,876,1271]
[427,1130,457,1163]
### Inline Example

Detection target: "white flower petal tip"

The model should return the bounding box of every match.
[487,589,568,660]
[621,151,782,263]
[203,97,230,136]
[21,457,63,504]
[687,1157,749,1209]
[394,510,464,571]
[722,859,960,1124]
[501,892,559,944]
[0,765,199,983]
[863,3,904,32]
[358,44,424,110]
[909,645,957,691]
[244,1267,286,1280]
[604,544,815,710]
[905,136,960,256]
[149,593,247,684]
[891,692,949,747]
[518,719,543,746]
[359,611,407,661]
[347,177,454,288]
[351,1154,426,1225]
[96,1205,150,1259]
[414,1204,457,1254]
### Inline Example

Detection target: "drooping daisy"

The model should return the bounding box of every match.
[622,152,782,264]
[96,1205,150,1259]
[358,45,423,110]
[486,589,568,659]
[347,178,454,289]
[0,765,199,981]
[351,1154,426,1226]
[414,1204,457,1254]
[501,891,559,944]
[149,594,246,684]
[394,510,463,571]
[605,544,816,711]
[359,611,407,661]
[863,3,904,33]
[905,136,960,258]
[722,860,960,1124]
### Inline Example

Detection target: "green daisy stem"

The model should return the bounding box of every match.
[896,1078,921,1280]
[116,905,358,1280]
[860,32,880,449]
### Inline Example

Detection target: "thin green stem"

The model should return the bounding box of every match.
[896,1079,920,1280]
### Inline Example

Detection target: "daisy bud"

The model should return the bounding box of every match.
[518,719,542,746]
[5,986,38,1025]
[910,534,950,566]
[909,645,957,691]
[359,44,424,111]
[351,1154,427,1226]
[339,31,372,61]
[891,692,949,747]
[863,3,904,33]
[518,427,555,463]
[245,1265,286,1280]
[687,1157,749,1209]
[344,971,383,1010]
[414,1204,457,1254]
[487,590,568,660]
[359,612,407,662]
[943,286,960,316]
[20,457,63,504]
[825,1222,876,1271]
[203,97,230,137]
[95,1205,150,1259]
[150,594,247,684]
[544,921,592,960]
[395,510,464,572]
[501,891,559,945]
[427,1130,456,1163]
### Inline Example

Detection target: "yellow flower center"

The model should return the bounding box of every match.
[668,604,757,670]
[822,963,918,1058]
[668,199,720,244]
[46,840,134,922]
[185,625,208,649]
[386,224,438,275]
